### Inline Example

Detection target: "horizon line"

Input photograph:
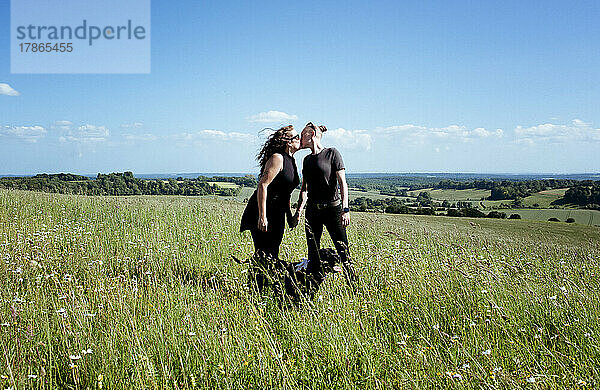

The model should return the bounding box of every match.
[1,171,599,177]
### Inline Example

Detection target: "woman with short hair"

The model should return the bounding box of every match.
[293,122,358,292]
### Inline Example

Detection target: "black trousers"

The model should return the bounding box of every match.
[305,204,357,288]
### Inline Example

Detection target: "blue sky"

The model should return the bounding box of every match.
[1,0,599,175]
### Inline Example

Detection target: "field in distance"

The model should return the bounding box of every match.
[500,208,600,226]
[220,184,600,226]
[1,189,599,388]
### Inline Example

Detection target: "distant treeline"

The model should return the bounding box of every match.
[349,196,435,215]
[446,208,522,220]
[347,176,598,202]
[0,172,242,196]
[195,175,257,187]
[552,181,600,208]
[347,176,444,193]
[349,196,522,219]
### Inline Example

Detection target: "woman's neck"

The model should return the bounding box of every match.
[311,140,324,155]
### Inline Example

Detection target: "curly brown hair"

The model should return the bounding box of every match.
[256,125,294,176]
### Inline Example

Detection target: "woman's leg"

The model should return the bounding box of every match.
[305,207,325,294]
[323,205,358,289]
[249,228,271,293]
[248,211,286,293]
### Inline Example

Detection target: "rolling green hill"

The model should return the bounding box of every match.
[1,189,599,388]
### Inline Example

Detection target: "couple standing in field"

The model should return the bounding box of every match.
[240,122,358,297]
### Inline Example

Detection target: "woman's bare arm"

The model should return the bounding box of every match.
[296,178,308,214]
[257,153,283,232]
[336,169,350,227]
[290,178,308,228]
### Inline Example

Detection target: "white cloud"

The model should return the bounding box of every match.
[78,124,109,136]
[172,130,254,145]
[247,110,298,123]
[515,119,600,144]
[0,125,46,142]
[59,124,109,143]
[52,120,73,131]
[375,124,503,144]
[374,124,427,145]
[120,122,143,128]
[472,127,504,138]
[0,83,20,96]
[124,133,158,141]
[326,128,372,151]
[430,125,470,138]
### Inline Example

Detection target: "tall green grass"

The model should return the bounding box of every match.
[1,189,599,389]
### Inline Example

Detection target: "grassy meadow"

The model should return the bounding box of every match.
[522,189,569,208]
[2,188,600,389]
[501,209,600,226]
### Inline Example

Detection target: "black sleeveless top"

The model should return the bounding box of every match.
[240,153,299,232]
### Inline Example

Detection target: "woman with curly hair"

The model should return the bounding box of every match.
[240,125,301,292]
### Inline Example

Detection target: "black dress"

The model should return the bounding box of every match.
[240,153,299,259]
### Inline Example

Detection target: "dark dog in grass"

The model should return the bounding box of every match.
[232,248,342,303]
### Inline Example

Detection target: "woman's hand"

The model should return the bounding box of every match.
[289,210,301,229]
[341,210,350,227]
[258,215,268,232]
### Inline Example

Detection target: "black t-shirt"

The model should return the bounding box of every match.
[302,147,345,204]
